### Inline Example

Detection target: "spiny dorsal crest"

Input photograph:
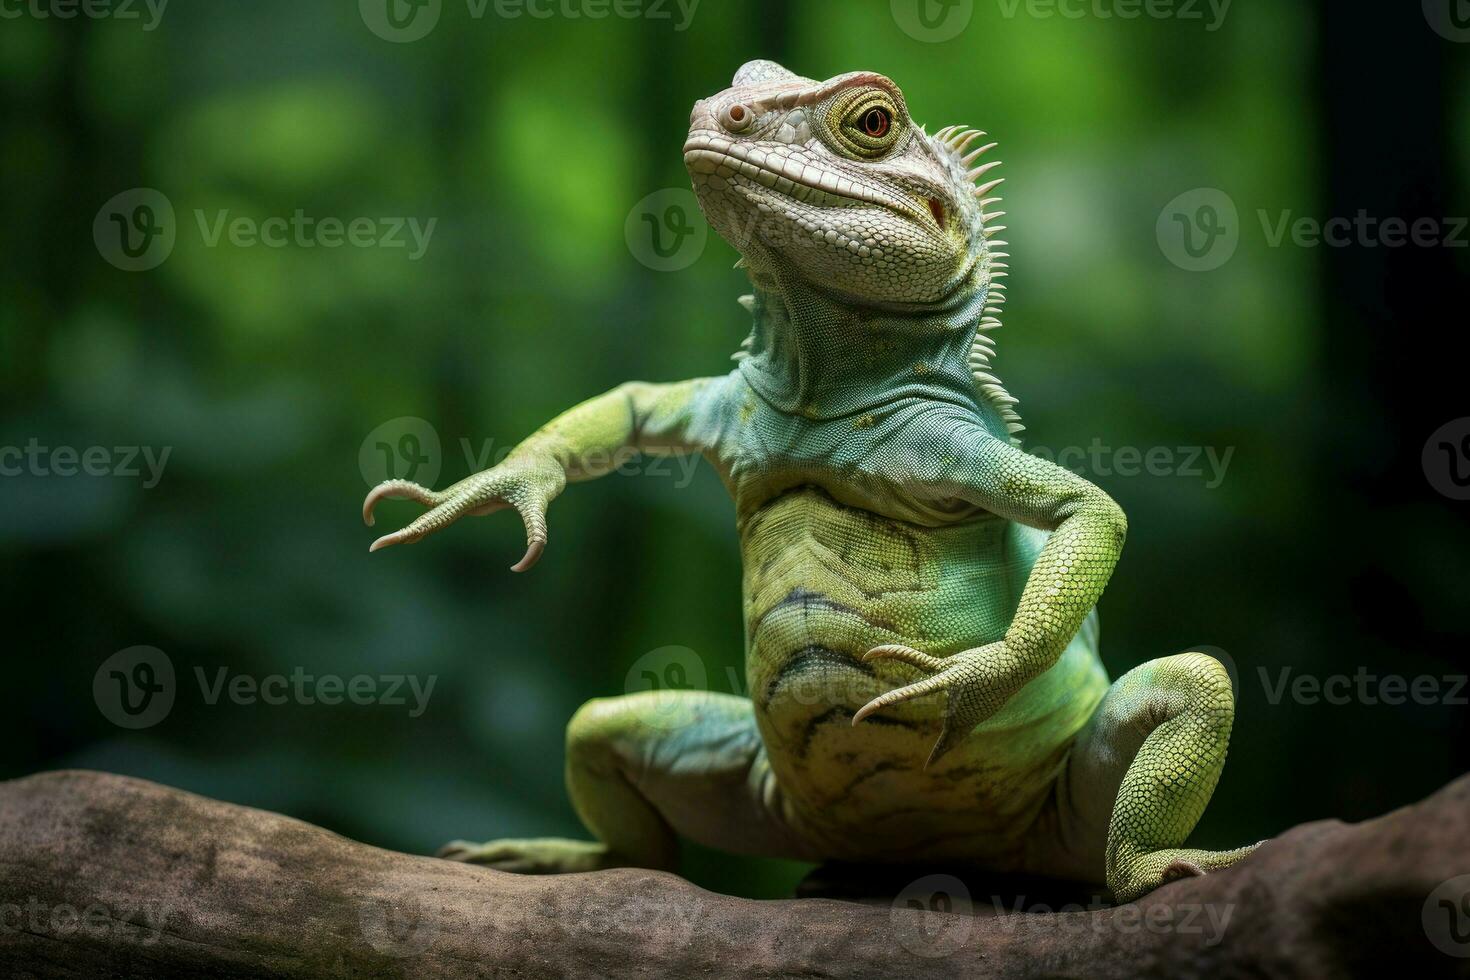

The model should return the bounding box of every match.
[931,123,1023,444]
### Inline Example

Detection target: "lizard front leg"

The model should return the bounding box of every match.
[853,426,1127,767]
[362,378,717,563]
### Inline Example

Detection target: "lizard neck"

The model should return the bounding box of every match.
[736,267,989,420]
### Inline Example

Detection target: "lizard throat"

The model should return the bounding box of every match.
[735,268,991,420]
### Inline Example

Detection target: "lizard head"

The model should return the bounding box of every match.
[684,60,1005,307]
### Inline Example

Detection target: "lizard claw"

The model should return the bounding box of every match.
[852,651,948,725]
[361,458,565,564]
[853,639,1022,768]
[510,537,545,573]
[363,479,443,528]
[864,644,947,672]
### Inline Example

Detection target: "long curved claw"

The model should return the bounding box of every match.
[510,537,545,573]
[864,644,947,672]
[367,496,460,552]
[853,644,949,723]
[852,671,948,725]
[363,479,442,527]
[856,642,1013,768]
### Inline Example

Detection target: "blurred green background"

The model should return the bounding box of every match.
[1,0,1467,900]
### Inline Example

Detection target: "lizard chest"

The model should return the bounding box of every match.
[738,486,1022,729]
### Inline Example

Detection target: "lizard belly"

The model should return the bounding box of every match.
[740,486,1106,864]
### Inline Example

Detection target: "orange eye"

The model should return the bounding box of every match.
[861,107,891,138]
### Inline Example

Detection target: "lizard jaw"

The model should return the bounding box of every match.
[683,133,936,231]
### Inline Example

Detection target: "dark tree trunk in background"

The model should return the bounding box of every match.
[1313,2,1470,769]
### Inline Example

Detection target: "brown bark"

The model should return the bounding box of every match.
[0,769,1467,978]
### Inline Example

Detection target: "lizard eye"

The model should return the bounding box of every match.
[861,107,891,138]
[720,103,753,133]
[832,89,904,158]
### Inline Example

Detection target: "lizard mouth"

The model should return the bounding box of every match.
[683,132,935,229]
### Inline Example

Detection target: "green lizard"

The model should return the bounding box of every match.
[362,60,1258,903]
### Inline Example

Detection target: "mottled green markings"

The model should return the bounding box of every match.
[370,60,1258,902]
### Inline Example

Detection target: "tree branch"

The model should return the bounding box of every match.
[0,770,1466,977]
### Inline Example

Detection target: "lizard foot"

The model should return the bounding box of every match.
[437,837,614,874]
[853,640,1026,768]
[361,453,565,570]
[1107,842,1265,904]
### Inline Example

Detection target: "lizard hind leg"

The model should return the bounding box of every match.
[439,689,814,873]
[1060,651,1261,903]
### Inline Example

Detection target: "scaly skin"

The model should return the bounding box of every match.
[365,60,1259,902]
